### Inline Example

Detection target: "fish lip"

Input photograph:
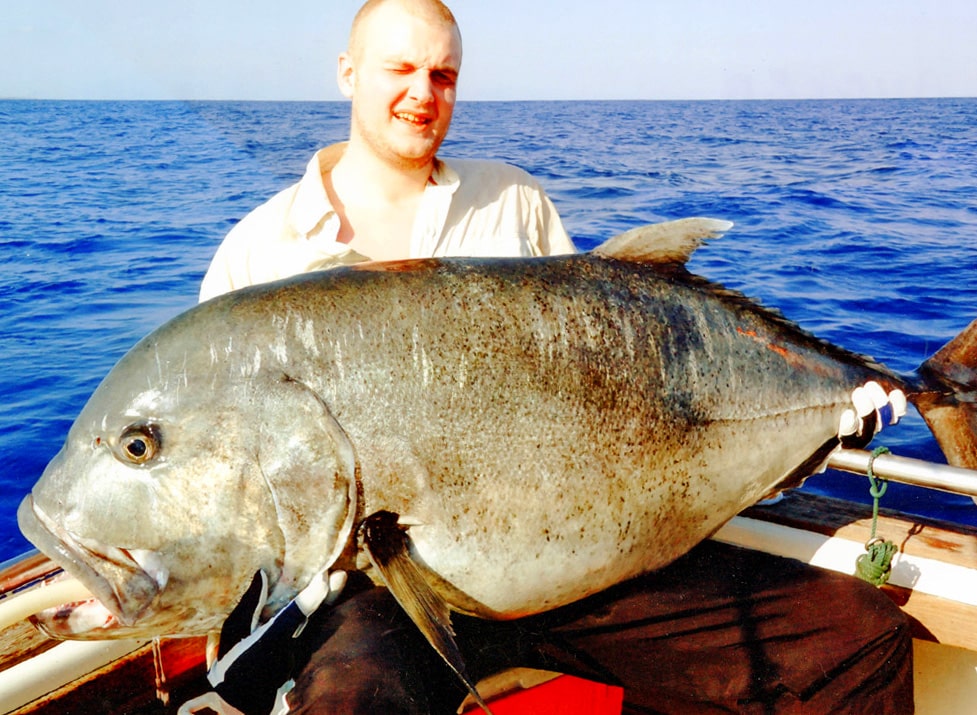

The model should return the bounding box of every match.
[16,496,161,629]
[29,572,120,639]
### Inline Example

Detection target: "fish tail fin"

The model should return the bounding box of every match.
[912,318,977,469]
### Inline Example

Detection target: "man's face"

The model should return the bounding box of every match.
[340,3,462,171]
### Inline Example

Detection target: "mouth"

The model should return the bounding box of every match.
[394,110,434,129]
[16,496,165,637]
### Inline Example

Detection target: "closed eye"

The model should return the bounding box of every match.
[386,63,417,75]
[431,70,458,87]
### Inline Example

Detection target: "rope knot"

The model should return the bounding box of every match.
[855,446,897,587]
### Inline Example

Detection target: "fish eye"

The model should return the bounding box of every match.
[118,424,161,465]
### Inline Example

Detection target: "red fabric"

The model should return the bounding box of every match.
[462,675,624,715]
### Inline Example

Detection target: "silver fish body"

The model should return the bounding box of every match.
[18,219,973,641]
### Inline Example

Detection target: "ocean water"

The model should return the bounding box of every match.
[1,98,976,560]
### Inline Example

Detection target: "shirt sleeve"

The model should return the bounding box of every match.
[198,185,300,303]
[532,191,577,256]
[198,218,261,303]
[198,235,239,303]
[433,159,578,259]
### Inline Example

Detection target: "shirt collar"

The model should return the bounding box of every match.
[288,143,461,237]
[289,143,346,237]
[430,157,460,192]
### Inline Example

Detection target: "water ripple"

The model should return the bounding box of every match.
[1,98,976,556]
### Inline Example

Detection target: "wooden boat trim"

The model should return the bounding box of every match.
[0,552,57,596]
[717,511,977,603]
[1,638,149,714]
[6,636,207,715]
[718,490,977,651]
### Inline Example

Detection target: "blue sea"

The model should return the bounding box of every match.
[1,98,976,560]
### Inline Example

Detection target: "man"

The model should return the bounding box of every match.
[198,0,573,303]
[186,1,914,714]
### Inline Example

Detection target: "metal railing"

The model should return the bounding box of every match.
[828,448,977,499]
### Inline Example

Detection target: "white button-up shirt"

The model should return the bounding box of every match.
[199,143,575,302]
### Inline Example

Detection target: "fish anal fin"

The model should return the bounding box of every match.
[592,217,733,264]
[361,511,493,715]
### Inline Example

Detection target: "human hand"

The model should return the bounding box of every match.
[177,569,347,715]
[838,381,907,449]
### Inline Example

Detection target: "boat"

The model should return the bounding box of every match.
[2,447,976,714]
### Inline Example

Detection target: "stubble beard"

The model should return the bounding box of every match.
[352,109,447,173]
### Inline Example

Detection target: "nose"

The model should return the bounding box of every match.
[407,71,435,103]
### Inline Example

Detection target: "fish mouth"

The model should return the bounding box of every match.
[16,496,164,637]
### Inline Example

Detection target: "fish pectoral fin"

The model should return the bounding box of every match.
[361,511,493,715]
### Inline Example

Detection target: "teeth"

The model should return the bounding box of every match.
[396,112,428,125]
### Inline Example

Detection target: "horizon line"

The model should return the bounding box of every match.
[2,94,976,103]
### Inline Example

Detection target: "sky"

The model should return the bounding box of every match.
[3,0,976,102]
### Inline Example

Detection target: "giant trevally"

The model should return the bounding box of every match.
[16,219,977,685]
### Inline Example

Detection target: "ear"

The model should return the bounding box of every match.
[337,52,355,99]
[255,375,358,605]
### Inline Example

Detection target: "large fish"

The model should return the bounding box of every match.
[17,219,977,671]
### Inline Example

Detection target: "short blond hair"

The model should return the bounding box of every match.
[349,0,460,58]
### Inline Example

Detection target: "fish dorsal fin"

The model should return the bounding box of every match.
[592,217,733,264]
[361,511,494,715]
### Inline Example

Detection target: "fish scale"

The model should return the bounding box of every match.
[15,220,977,693]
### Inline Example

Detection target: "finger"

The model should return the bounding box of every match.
[838,408,859,440]
[850,385,877,437]
[295,568,346,615]
[864,381,889,411]
[888,388,907,425]
[218,571,268,659]
[850,385,875,424]
[864,381,891,428]
[841,386,878,448]
[177,692,245,715]
[325,570,348,606]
